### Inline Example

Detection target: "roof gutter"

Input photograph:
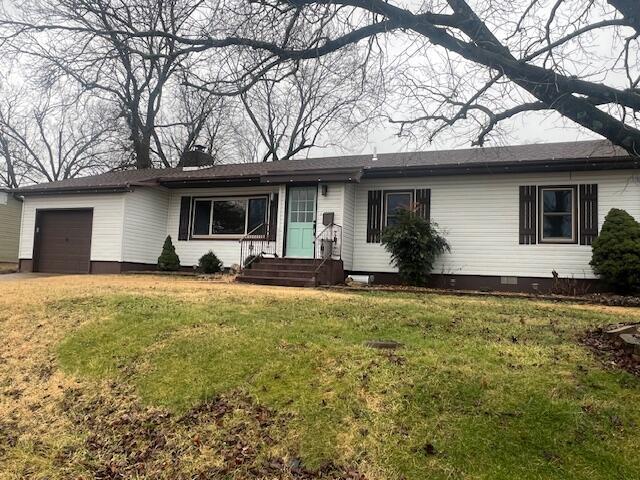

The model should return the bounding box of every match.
[14,186,135,196]
[260,168,363,184]
[361,156,640,178]
[158,176,263,189]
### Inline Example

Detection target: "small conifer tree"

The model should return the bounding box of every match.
[591,208,640,293]
[157,235,180,271]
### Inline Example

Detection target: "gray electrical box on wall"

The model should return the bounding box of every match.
[322,212,334,226]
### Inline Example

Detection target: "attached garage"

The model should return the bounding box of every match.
[33,209,93,273]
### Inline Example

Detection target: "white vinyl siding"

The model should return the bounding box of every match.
[122,188,170,264]
[275,185,287,258]
[167,186,282,267]
[0,194,22,262]
[351,170,640,279]
[315,183,354,267]
[342,183,356,270]
[19,193,126,262]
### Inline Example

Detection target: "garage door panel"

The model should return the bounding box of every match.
[35,210,93,273]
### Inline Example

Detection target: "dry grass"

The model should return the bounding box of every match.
[1,276,640,479]
[0,276,358,479]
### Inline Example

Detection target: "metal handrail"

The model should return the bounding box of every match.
[239,222,275,271]
[312,222,342,284]
[312,222,334,246]
[238,222,268,243]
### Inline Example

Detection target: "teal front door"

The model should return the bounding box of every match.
[286,186,317,258]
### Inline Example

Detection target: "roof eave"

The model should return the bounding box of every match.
[362,156,639,178]
[260,168,363,184]
[158,176,263,189]
[14,185,135,196]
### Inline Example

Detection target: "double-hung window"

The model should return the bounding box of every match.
[539,187,576,243]
[384,191,413,227]
[191,196,268,237]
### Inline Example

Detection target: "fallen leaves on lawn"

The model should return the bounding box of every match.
[581,325,640,377]
[0,276,364,479]
[59,384,365,479]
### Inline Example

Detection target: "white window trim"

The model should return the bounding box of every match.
[384,191,414,227]
[191,195,269,239]
[539,187,577,244]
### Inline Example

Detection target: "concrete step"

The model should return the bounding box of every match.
[242,269,316,278]
[259,257,318,263]
[256,260,321,268]
[250,262,318,272]
[237,257,343,287]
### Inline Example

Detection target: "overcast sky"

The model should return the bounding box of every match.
[307,0,620,158]
[328,109,598,159]
[0,0,621,163]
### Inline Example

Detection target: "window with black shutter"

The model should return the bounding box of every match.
[268,193,278,241]
[366,190,383,243]
[519,186,537,244]
[367,188,432,243]
[178,196,192,241]
[539,186,577,243]
[415,188,431,223]
[579,184,598,245]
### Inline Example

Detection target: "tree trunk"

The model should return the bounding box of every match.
[133,135,153,169]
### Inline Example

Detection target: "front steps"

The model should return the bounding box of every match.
[236,257,344,287]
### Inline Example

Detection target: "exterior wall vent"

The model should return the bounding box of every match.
[500,276,518,285]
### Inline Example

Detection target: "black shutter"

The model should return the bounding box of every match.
[268,193,278,241]
[367,190,383,243]
[415,188,431,223]
[519,186,537,244]
[178,196,192,241]
[580,184,598,245]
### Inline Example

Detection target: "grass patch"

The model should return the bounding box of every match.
[54,287,640,479]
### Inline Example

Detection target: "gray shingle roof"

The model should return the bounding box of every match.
[14,140,631,194]
[15,168,175,193]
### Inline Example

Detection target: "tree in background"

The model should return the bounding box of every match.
[0,80,123,187]
[0,0,380,173]
[6,0,639,179]
[34,0,639,156]
[238,57,376,162]
[155,81,239,165]
[1,0,209,169]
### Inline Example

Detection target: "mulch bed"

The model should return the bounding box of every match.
[581,325,640,377]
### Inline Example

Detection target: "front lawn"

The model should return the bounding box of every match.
[1,276,639,479]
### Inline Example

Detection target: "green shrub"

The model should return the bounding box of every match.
[590,208,640,293]
[198,251,223,274]
[381,208,450,286]
[157,236,180,271]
